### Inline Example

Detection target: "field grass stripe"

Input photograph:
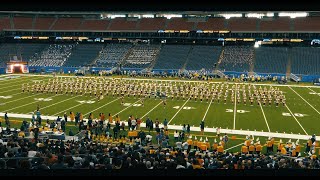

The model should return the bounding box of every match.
[225,142,243,152]
[289,86,320,116]
[53,97,97,116]
[113,99,142,117]
[233,85,237,129]
[168,98,190,124]
[41,95,81,110]
[307,87,320,97]
[4,94,61,112]
[141,101,163,119]
[259,103,271,132]
[0,77,48,94]
[285,104,308,135]
[0,76,41,85]
[202,96,214,121]
[84,97,121,116]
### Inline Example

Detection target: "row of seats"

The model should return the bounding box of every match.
[95,44,132,68]
[123,44,160,69]
[64,44,104,67]
[185,46,222,70]
[219,46,254,72]
[2,16,320,31]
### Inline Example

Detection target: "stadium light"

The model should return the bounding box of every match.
[279,12,308,18]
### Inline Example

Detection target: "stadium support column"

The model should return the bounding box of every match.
[286,46,292,80]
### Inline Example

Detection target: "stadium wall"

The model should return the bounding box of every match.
[0,68,5,74]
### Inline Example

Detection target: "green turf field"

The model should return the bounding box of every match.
[1,74,320,136]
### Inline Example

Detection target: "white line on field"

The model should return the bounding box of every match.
[307,87,320,97]
[233,85,237,130]
[0,77,45,90]
[41,95,81,110]
[141,100,163,119]
[0,93,40,105]
[289,86,320,116]
[168,98,190,124]
[3,94,61,112]
[0,77,48,94]
[225,142,243,151]
[202,97,214,121]
[259,103,271,132]
[53,97,97,116]
[113,99,142,117]
[285,104,308,135]
[84,97,121,116]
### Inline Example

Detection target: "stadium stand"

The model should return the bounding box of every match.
[139,17,166,30]
[0,43,48,67]
[29,44,75,67]
[185,46,222,70]
[123,44,161,69]
[219,46,254,72]
[259,17,291,31]
[154,45,192,70]
[64,43,104,67]
[95,43,132,68]
[108,17,138,30]
[291,47,320,75]
[196,18,226,30]
[166,18,195,31]
[13,17,33,29]
[254,47,289,74]
[33,17,55,30]
[79,19,110,31]
[227,18,258,31]
[294,17,320,31]
[0,16,10,30]
[51,18,82,30]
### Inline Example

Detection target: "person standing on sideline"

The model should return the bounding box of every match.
[163,118,168,130]
[200,120,205,135]
[63,112,68,123]
[4,112,9,127]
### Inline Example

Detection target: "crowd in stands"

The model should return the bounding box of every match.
[96,44,132,68]
[29,44,75,67]
[0,109,319,170]
[123,44,160,69]
[219,46,254,72]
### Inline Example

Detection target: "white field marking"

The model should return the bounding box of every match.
[113,99,142,117]
[202,96,214,121]
[41,95,81,110]
[259,103,271,132]
[0,93,40,105]
[0,77,46,90]
[53,97,97,116]
[168,98,190,124]
[289,86,320,116]
[225,142,243,152]
[307,87,320,97]
[284,104,308,135]
[19,74,320,89]
[141,100,163,119]
[233,85,237,130]
[3,94,61,112]
[84,97,121,116]
[1,112,320,140]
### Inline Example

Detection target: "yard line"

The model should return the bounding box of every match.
[141,100,163,119]
[307,87,320,97]
[0,93,40,105]
[285,104,308,135]
[41,95,81,110]
[0,77,46,90]
[233,85,237,129]
[0,77,48,94]
[259,103,271,132]
[168,98,190,124]
[225,142,243,152]
[84,97,121,116]
[3,94,61,112]
[202,97,214,121]
[289,86,320,116]
[113,99,142,117]
[53,97,97,116]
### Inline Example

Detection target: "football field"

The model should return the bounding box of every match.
[0,74,320,139]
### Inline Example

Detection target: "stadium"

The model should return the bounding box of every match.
[0,9,320,173]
